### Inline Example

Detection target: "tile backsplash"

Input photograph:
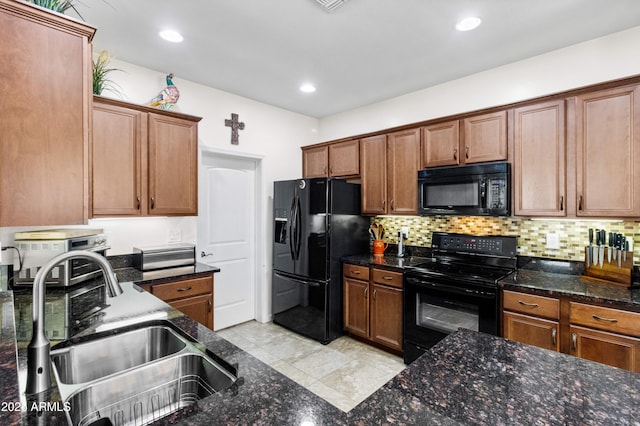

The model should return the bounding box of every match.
[372,216,640,265]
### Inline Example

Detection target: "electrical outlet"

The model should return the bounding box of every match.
[167,228,182,243]
[546,233,560,249]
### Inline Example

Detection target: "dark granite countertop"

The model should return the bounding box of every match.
[342,253,430,272]
[500,262,640,310]
[3,261,640,424]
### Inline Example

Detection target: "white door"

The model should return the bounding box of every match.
[199,151,258,330]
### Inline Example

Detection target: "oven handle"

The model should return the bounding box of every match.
[405,276,496,298]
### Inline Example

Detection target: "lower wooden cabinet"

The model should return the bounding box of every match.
[570,325,640,372]
[502,290,560,351]
[140,274,214,330]
[503,289,640,372]
[343,263,403,352]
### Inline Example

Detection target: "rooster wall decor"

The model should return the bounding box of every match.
[147,73,180,110]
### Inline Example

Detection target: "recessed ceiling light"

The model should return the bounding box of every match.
[455,16,482,32]
[159,30,184,43]
[300,83,316,93]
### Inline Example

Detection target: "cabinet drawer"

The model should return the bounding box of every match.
[150,276,213,302]
[343,263,370,281]
[371,268,403,289]
[570,302,640,337]
[503,290,559,320]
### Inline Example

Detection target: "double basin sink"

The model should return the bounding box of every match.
[50,322,238,426]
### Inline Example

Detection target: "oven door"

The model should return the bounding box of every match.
[403,274,498,363]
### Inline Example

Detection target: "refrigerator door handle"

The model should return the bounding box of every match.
[295,196,302,260]
[289,197,296,260]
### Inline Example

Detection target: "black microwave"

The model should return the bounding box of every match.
[418,162,511,216]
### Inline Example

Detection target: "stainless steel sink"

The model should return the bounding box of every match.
[51,326,186,384]
[63,353,236,426]
[50,323,238,426]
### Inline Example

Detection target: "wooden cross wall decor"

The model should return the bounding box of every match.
[224,113,245,145]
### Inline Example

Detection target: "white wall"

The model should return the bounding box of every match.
[318,26,640,142]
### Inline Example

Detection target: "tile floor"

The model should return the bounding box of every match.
[216,321,406,412]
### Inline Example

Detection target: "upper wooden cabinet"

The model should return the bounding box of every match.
[302,140,359,178]
[422,120,459,167]
[421,111,507,168]
[573,85,640,217]
[92,97,201,217]
[0,1,95,226]
[513,100,566,216]
[361,129,420,215]
[463,111,508,164]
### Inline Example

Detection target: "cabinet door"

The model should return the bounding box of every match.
[570,325,640,372]
[462,111,507,164]
[92,101,146,216]
[370,283,403,351]
[422,120,460,167]
[575,85,640,217]
[329,140,359,177]
[148,113,198,215]
[360,135,388,215]
[387,128,420,215]
[503,311,559,351]
[170,294,213,330]
[0,4,93,226]
[514,101,566,216]
[343,277,369,338]
[302,145,328,178]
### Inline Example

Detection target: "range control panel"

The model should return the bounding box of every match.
[432,232,517,257]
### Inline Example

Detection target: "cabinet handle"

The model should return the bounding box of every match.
[136,196,141,210]
[329,166,333,175]
[592,314,618,323]
[364,287,368,299]
[578,195,583,211]
[552,328,557,347]
[390,199,394,210]
[560,195,564,211]
[453,148,457,160]
[382,200,386,210]
[465,145,469,159]
[208,299,212,312]
[571,333,577,351]
[372,288,377,300]
[177,287,193,292]
[351,270,361,275]
[150,196,156,209]
[518,300,539,308]
[383,276,394,281]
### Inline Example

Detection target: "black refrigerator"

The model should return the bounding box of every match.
[272,178,369,344]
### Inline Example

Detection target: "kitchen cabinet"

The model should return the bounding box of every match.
[572,84,640,217]
[343,263,403,352]
[513,100,566,216]
[569,302,640,372]
[92,97,201,217]
[361,129,420,215]
[421,111,507,168]
[0,0,95,226]
[140,275,214,329]
[502,290,560,351]
[302,140,360,178]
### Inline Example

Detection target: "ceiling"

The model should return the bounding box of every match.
[75,0,640,118]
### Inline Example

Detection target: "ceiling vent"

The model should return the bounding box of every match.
[315,0,348,12]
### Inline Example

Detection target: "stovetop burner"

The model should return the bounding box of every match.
[405,232,518,286]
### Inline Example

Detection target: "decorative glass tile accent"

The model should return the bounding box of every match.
[371,216,639,265]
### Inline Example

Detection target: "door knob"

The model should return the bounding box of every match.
[201,251,213,257]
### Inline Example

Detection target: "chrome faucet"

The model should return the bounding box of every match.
[26,250,123,395]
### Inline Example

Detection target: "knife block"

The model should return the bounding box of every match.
[583,247,633,288]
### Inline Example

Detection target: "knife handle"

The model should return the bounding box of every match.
[595,229,600,245]
[589,228,593,243]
